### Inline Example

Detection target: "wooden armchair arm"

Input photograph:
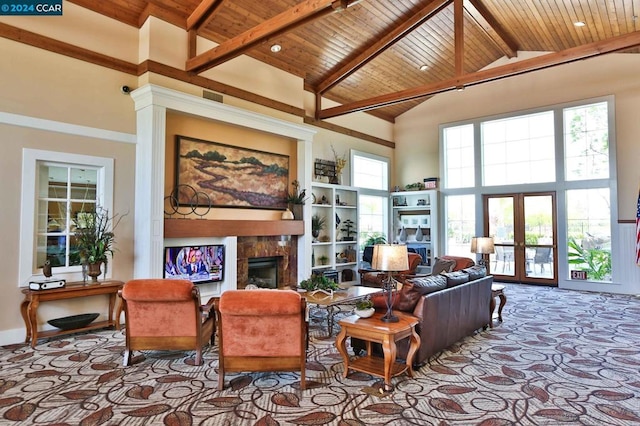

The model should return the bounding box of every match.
[200,297,217,319]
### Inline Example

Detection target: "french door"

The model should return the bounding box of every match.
[483,192,557,285]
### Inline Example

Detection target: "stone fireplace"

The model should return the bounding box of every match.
[237,236,298,290]
[247,256,279,288]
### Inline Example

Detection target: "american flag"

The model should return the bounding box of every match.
[637,189,640,266]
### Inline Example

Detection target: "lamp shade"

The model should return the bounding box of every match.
[371,244,409,272]
[470,237,495,254]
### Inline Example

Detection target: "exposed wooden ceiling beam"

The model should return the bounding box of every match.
[316,0,451,94]
[454,0,464,77]
[318,30,640,119]
[186,0,352,73]
[464,0,518,58]
[186,0,225,31]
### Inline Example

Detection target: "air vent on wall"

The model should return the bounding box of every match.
[203,90,223,103]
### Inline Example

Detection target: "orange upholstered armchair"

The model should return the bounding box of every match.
[119,279,215,366]
[214,290,307,390]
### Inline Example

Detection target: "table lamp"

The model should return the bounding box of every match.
[371,244,409,323]
[470,237,494,272]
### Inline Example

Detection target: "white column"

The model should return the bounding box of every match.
[131,98,166,278]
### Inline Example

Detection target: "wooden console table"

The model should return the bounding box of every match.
[21,280,124,348]
[336,310,420,390]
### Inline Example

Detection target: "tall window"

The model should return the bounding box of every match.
[37,164,98,268]
[352,151,389,248]
[441,97,615,284]
[443,124,474,188]
[564,102,609,180]
[19,149,113,285]
[445,195,476,257]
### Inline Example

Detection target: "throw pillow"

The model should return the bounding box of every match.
[441,270,470,288]
[463,265,487,280]
[396,282,422,311]
[405,274,447,295]
[432,257,456,275]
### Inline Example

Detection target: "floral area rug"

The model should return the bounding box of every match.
[1,284,640,425]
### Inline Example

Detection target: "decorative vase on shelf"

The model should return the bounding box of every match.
[87,261,102,283]
[415,225,424,241]
[399,226,407,243]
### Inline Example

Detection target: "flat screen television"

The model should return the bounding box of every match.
[164,245,224,284]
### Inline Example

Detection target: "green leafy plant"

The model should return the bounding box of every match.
[299,274,339,291]
[286,180,308,205]
[75,207,123,264]
[355,296,373,310]
[318,255,329,265]
[405,182,424,191]
[362,232,386,247]
[567,237,612,281]
[312,214,326,232]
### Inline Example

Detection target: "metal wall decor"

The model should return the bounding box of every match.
[164,184,212,219]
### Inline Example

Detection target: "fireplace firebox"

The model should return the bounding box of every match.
[247,256,279,289]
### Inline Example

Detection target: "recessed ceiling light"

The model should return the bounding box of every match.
[270,44,282,53]
[574,21,586,27]
[419,65,428,71]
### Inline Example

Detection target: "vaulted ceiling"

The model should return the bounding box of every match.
[69,0,640,122]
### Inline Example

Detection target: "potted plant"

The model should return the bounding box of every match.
[311,214,326,242]
[318,255,329,265]
[354,296,375,318]
[75,207,122,282]
[363,232,387,247]
[299,274,339,296]
[286,180,308,219]
[340,219,356,241]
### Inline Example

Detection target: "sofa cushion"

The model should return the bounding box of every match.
[463,265,487,280]
[442,270,470,288]
[405,274,447,295]
[432,257,456,275]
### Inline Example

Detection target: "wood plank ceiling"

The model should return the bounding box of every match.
[69,0,640,121]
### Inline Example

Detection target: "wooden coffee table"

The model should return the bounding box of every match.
[303,285,381,336]
[336,310,420,390]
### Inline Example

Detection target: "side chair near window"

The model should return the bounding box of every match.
[119,279,215,366]
[214,289,307,390]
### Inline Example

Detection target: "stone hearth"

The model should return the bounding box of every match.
[237,236,298,289]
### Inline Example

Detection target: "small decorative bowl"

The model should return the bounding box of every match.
[48,313,99,330]
[354,308,375,318]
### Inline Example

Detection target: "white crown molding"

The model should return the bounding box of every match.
[130,84,316,142]
[0,111,136,144]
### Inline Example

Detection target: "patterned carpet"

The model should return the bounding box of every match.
[1,284,640,425]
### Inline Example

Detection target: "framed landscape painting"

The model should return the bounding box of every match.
[175,135,290,209]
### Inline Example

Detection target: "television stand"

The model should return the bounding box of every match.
[20,280,124,348]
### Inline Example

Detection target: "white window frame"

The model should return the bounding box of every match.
[19,149,114,287]
[439,95,618,291]
[351,150,390,245]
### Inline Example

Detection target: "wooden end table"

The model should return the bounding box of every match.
[21,280,124,348]
[336,310,420,390]
[490,284,507,327]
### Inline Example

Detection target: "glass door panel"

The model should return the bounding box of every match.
[484,192,557,285]
[487,196,515,277]
[523,194,556,281]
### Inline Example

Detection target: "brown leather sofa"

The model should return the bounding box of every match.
[353,259,493,366]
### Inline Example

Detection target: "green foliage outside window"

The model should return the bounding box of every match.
[567,237,611,281]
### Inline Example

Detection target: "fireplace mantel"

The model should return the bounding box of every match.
[164,218,304,238]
